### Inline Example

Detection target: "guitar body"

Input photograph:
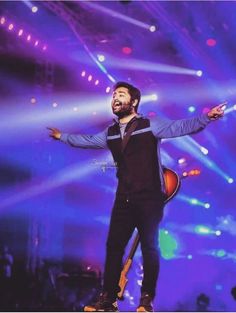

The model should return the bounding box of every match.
[163,167,181,203]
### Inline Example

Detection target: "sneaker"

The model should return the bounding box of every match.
[84,292,118,312]
[136,293,154,312]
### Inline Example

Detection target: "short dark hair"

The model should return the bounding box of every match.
[113,81,141,112]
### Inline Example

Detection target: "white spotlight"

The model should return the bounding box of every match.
[32,6,38,13]
[18,29,23,36]
[228,177,234,184]
[151,94,158,101]
[196,70,203,77]
[178,157,186,165]
[149,25,156,32]
[97,54,105,62]
[191,198,198,205]
[200,146,209,155]
[188,105,196,113]
[204,203,210,209]
[0,17,6,25]
[215,230,221,236]
[8,23,14,31]
[106,86,111,93]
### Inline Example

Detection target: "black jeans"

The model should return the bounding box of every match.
[103,191,165,300]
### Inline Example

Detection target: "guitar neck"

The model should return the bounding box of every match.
[127,233,140,261]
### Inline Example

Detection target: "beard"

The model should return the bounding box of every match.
[112,100,134,118]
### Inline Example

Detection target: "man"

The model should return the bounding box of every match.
[48,81,225,312]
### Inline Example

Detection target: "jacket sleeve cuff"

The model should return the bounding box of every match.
[60,133,68,143]
[201,113,211,124]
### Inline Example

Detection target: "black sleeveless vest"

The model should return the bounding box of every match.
[107,116,162,195]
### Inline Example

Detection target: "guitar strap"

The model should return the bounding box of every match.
[121,119,139,153]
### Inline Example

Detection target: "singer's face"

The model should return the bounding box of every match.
[111,87,133,117]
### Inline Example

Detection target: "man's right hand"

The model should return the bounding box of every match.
[47,127,62,140]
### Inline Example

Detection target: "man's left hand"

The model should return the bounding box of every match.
[207,102,227,120]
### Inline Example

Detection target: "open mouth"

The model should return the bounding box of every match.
[113,101,122,109]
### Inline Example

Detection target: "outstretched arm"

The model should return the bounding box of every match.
[47,127,108,149]
[150,102,226,139]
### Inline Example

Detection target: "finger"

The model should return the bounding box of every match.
[218,102,227,108]
[47,127,55,131]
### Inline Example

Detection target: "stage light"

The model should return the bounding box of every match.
[188,105,196,113]
[191,198,198,205]
[0,151,111,210]
[224,104,236,115]
[176,136,233,182]
[81,70,86,77]
[149,25,156,32]
[34,40,39,46]
[95,79,99,85]
[30,97,36,104]
[187,254,193,260]
[42,45,47,51]
[159,229,178,260]
[27,34,31,41]
[122,46,132,55]
[52,102,58,108]
[73,107,78,112]
[196,70,203,77]
[18,29,23,36]
[178,157,186,164]
[151,94,158,101]
[215,230,222,236]
[88,75,93,81]
[8,23,14,31]
[0,17,6,25]
[227,177,234,184]
[97,54,105,62]
[200,146,208,155]
[177,194,208,208]
[188,169,201,176]
[216,249,226,257]
[142,94,159,104]
[83,1,156,32]
[106,86,111,93]
[32,6,38,13]
[148,111,157,117]
[195,225,211,235]
[206,38,216,47]
[106,56,202,76]
[204,203,210,209]
[107,74,115,82]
